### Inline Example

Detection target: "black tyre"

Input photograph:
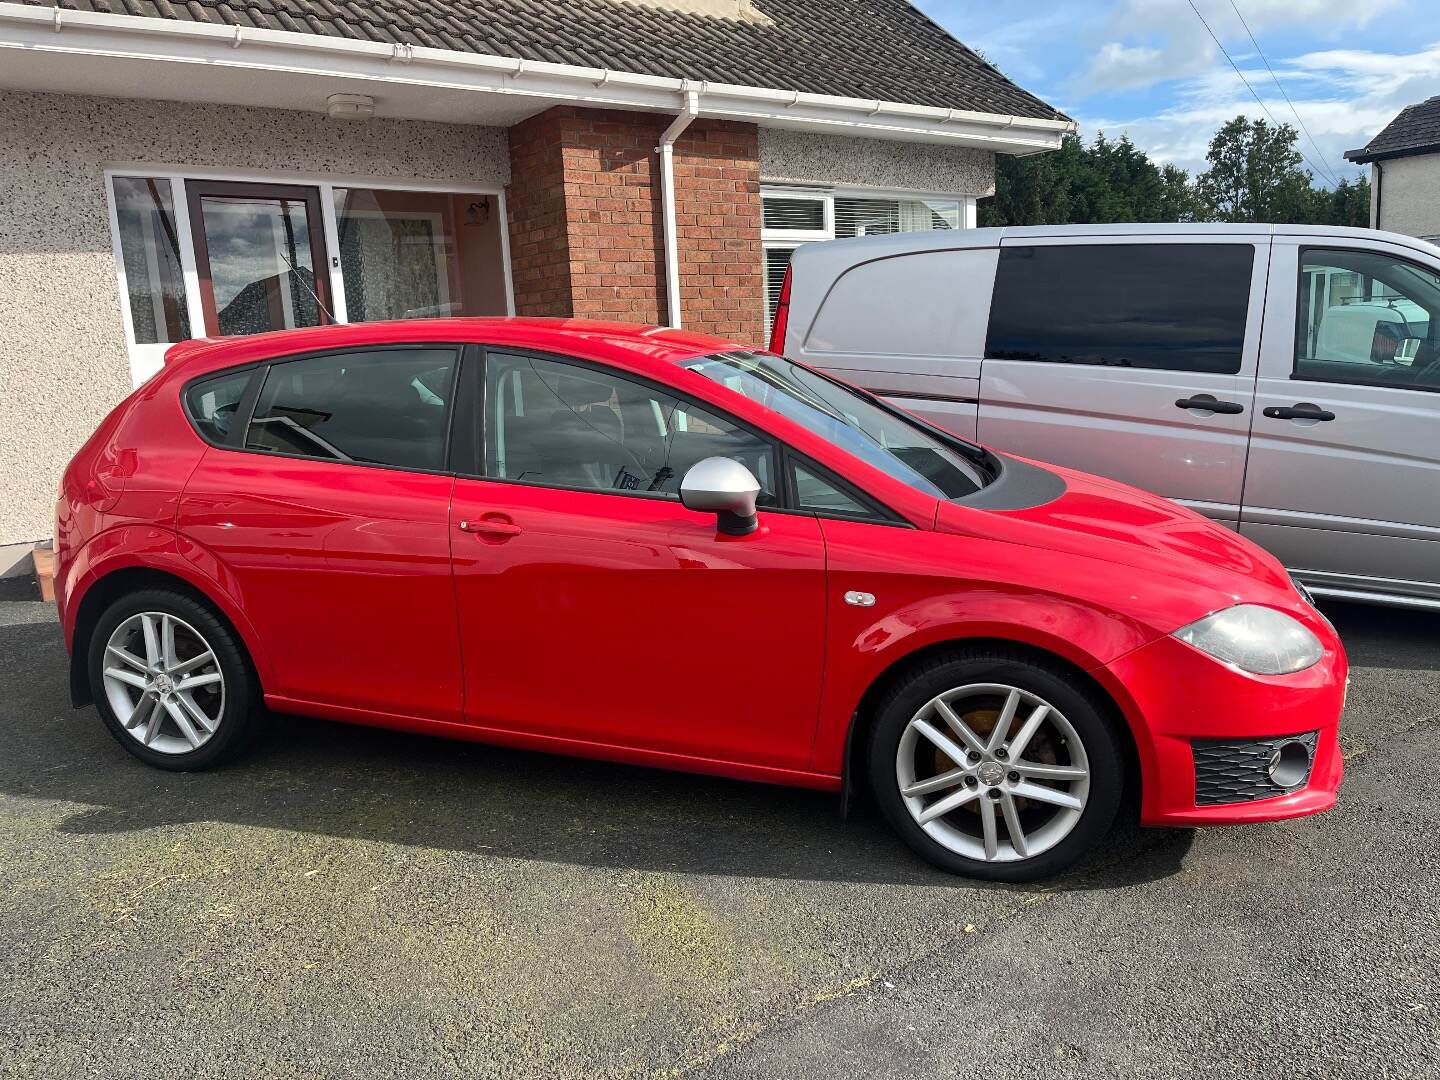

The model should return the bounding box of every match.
[869,648,1124,882]
[88,587,264,770]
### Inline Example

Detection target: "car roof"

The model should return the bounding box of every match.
[163,317,748,381]
[788,221,1440,266]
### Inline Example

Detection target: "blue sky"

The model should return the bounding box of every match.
[914,0,1440,186]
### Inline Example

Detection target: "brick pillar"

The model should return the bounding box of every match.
[505,106,765,342]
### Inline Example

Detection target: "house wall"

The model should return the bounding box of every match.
[1374,154,1440,240]
[506,107,766,342]
[0,90,509,547]
[757,128,995,196]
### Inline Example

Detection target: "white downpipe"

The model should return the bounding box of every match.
[658,88,701,329]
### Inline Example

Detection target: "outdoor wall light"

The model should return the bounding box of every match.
[326,93,376,121]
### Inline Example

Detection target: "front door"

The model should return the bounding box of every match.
[449,349,828,769]
[186,180,333,336]
[977,237,1270,527]
[1242,239,1440,600]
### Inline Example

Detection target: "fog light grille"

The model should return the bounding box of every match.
[1192,732,1319,805]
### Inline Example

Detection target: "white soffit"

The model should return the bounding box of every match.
[0,3,1073,152]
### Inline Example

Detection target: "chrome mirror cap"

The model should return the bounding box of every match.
[680,457,761,535]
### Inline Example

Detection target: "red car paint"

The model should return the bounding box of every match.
[55,318,1346,823]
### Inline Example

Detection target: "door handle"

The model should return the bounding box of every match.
[1174,395,1245,415]
[459,517,523,538]
[1263,404,1336,422]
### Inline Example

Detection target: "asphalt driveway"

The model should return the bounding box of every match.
[0,600,1435,1079]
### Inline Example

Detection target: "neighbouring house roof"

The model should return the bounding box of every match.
[12,0,1066,121]
[1346,96,1440,164]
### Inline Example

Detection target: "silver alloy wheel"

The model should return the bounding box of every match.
[101,611,225,755]
[895,683,1090,864]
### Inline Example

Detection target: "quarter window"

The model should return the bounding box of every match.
[184,369,252,444]
[1296,248,1440,390]
[792,463,874,519]
[245,348,457,471]
[986,244,1255,374]
[484,352,777,502]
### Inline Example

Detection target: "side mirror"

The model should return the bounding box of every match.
[680,457,761,536]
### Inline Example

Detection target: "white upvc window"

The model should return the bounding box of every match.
[760,185,977,334]
[105,167,514,387]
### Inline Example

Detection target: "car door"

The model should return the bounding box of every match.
[448,348,828,769]
[1242,238,1440,601]
[178,345,465,721]
[977,236,1270,528]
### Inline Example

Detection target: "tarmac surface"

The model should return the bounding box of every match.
[0,599,1435,1079]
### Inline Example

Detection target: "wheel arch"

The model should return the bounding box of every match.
[839,636,1142,818]
[68,564,268,709]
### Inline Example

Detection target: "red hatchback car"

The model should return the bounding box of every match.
[55,319,1346,880]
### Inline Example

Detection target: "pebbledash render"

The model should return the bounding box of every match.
[0,0,1070,561]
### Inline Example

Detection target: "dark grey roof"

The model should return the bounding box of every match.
[1346,96,1440,163]
[21,0,1065,121]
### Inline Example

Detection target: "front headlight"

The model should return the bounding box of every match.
[1173,604,1324,675]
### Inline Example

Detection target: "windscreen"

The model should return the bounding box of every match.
[685,351,987,500]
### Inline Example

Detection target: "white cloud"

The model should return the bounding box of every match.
[1078,41,1440,182]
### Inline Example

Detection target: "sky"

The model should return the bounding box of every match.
[914,0,1440,187]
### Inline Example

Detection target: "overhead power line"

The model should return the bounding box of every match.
[1225,0,1343,187]
[1183,0,1342,188]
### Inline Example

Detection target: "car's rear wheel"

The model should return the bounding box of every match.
[89,588,262,770]
[869,649,1124,882]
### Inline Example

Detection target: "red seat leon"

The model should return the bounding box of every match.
[54,319,1346,880]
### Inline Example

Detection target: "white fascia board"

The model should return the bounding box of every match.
[0,2,1073,153]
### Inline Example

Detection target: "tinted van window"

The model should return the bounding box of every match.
[246,348,457,470]
[986,244,1255,374]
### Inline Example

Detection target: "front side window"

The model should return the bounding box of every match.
[246,348,457,471]
[1296,248,1440,390]
[686,351,987,500]
[986,244,1255,374]
[485,352,776,501]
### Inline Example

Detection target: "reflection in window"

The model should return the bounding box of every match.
[112,177,190,344]
[184,369,252,444]
[199,196,323,336]
[485,352,776,500]
[334,188,508,322]
[793,463,872,518]
[247,349,457,471]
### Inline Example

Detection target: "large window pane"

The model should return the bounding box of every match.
[334,188,507,322]
[111,177,190,344]
[246,348,457,471]
[485,352,776,500]
[986,244,1254,374]
[199,195,323,336]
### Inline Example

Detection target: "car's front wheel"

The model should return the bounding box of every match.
[869,649,1124,881]
[89,588,262,770]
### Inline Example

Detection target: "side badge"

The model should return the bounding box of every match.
[843,591,877,608]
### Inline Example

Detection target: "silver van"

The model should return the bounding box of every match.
[775,223,1440,609]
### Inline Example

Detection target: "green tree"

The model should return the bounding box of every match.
[1195,116,1314,223]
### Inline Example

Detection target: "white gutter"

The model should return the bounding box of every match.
[0,3,1075,152]
[657,88,701,328]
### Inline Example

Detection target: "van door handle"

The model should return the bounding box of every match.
[1175,395,1244,415]
[459,517,523,538]
[1263,404,1336,422]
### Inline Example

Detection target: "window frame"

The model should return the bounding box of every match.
[1292,244,1440,394]
[760,185,977,335]
[181,343,466,477]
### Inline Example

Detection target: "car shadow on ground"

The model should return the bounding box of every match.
[0,621,1200,892]
[1321,599,1440,672]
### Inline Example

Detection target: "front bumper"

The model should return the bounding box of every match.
[1098,631,1347,828]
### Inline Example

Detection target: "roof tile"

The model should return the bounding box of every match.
[1348,97,1440,163]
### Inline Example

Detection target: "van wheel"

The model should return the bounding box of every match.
[869,649,1123,882]
[88,588,263,770]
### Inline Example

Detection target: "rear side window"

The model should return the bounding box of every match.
[986,244,1255,374]
[245,348,457,471]
[184,369,252,444]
